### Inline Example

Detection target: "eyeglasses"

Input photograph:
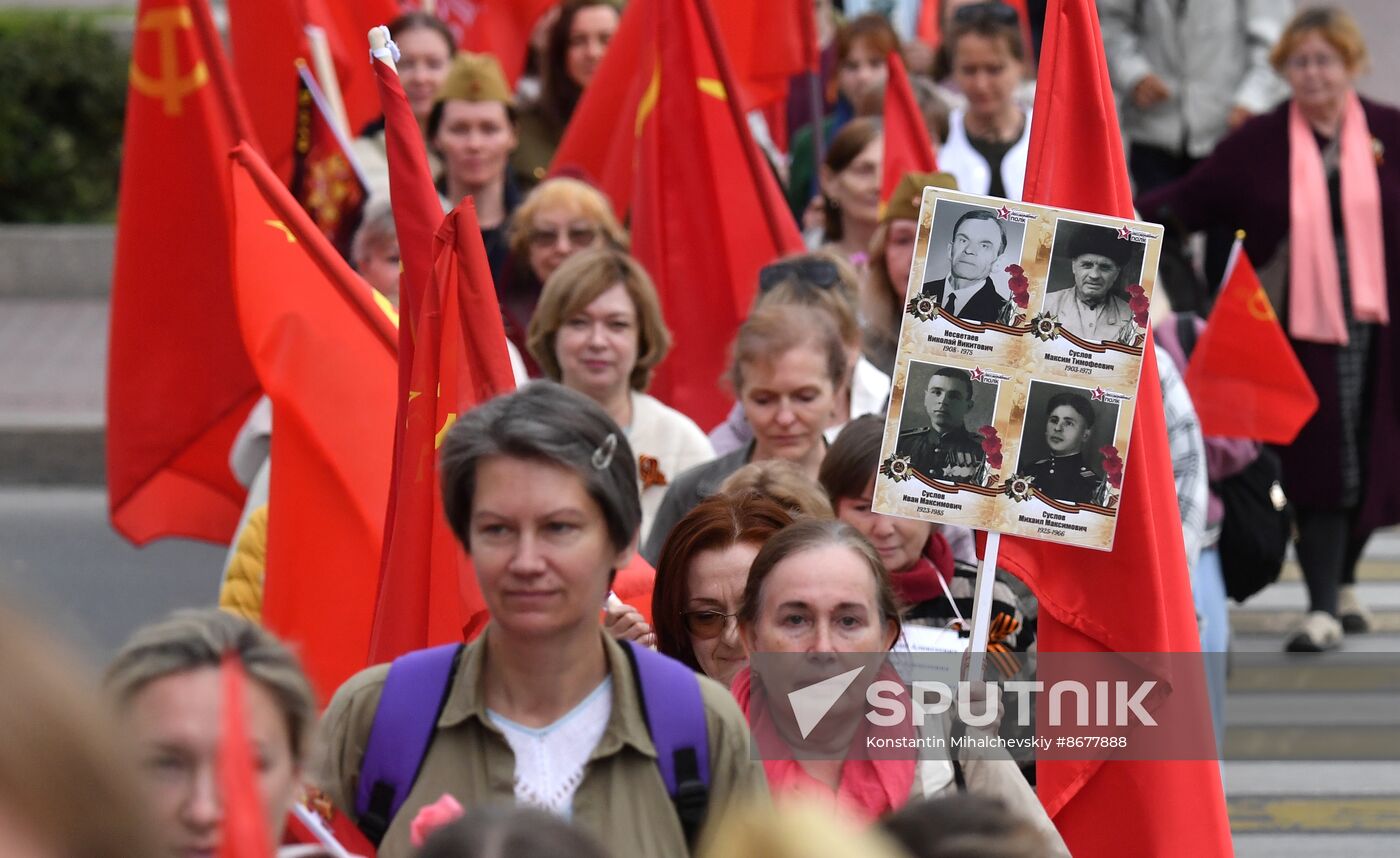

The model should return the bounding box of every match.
[681,609,740,640]
[951,2,1020,26]
[528,225,600,250]
[1285,52,1342,72]
[758,258,841,292]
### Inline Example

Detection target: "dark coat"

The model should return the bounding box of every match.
[1138,97,1400,532]
[921,276,1006,323]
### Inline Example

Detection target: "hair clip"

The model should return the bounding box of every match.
[591,433,618,470]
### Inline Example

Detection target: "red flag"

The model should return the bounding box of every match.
[711,0,812,109]
[879,50,938,206]
[433,0,556,86]
[370,47,444,351]
[291,62,368,256]
[1186,240,1319,443]
[369,199,517,661]
[553,0,804,428]
[216,653,274,858]
[227,0,389,183]
[1000,1,1234,855]
[108,0,261,545]
[230,143,398,697]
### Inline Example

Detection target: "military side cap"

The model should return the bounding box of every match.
[438,52,513,107]
[882,171,958,224]
[1064,221,1131,266]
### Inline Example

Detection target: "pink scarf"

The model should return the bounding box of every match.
[1288,91,1390,344]
[731,667,916,821]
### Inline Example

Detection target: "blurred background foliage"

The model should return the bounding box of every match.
[0,10,128,222]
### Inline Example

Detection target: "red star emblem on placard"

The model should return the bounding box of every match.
[1118,226,1133,240]
[997,205,1012,220]
[1092,386,1106,401]
[970,366,985,381]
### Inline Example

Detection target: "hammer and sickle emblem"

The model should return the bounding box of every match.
[130,6,209,117]
[1246,287,1277,322]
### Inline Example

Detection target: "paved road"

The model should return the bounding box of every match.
[0,488,223,663]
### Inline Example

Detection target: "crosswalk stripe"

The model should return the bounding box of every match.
[1228,796,1400,833]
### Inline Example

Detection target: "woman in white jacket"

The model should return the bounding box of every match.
[935,3,1033,201]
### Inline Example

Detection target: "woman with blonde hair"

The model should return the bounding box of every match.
[105,608,319,858]
[643,303,847,561]
[527,248,713,544]
[718,459,835,521]
[1139,6,1400,651]
[505,177,628,370]
[710,251,891,455]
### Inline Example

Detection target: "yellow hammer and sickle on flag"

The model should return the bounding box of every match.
[635,61,661,137]
[697,78,726,101]
[435,413,459,449]
[129,6,209,117]
[1246,286,1277,322]
[263,220,297,243]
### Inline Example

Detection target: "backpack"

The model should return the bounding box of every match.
[352,641,711,850]
[1176,315,1292,602]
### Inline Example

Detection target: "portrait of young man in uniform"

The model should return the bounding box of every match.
[895,364,989,483]
[920,208,1012,324]
[1042,221,1141,343]
[1021,390,1103,504]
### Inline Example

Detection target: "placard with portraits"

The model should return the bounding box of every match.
[874,187,1164,551]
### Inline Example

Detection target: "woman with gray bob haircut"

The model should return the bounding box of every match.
[318,381,766,858]
[440,380,641,555]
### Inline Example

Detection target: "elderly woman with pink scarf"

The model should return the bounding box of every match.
[1139,6,1400,652]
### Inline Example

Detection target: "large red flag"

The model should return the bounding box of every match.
[553,0,804,428]
[230,143,398,697]
[369,199,517,661]
[1186,240,1319,443]
[227,0,393,183]
[108,0,261,545]
[216,653,274,858]
[879,50,938,206]
[432,0,556,86]
[1001,1,1234,855]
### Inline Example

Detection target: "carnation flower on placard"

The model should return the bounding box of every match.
[1005,264,1031,309]
[1100,444,1124,489]
[1126,284,1150,328]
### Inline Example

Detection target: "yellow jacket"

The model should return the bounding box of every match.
[219,503,267,624]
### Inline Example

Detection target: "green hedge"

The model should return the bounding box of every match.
[0,11,128,222]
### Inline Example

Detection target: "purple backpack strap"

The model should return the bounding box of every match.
[353,643,463,846]
[623,641,711,847]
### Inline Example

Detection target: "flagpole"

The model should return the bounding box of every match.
[305,25,351,140]
[964,530,1000,683]
[692,0,799,250]
[1219,229,1245,292]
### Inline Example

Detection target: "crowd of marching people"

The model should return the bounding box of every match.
[6,0,1400,856]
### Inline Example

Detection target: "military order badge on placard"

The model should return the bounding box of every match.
[874,187,1164,551]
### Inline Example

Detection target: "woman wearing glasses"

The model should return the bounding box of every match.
[527,248,713,545]
[1139,7,1400,652]
[936,2,1033,200]
[652,493,795,690]
[506,177,628,370]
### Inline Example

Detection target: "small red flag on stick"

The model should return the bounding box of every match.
[1185,235,1319,443]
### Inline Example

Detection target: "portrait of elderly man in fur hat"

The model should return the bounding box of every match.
[1043,221,1137,342]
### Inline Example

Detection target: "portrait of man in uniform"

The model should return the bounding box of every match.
[895,363,997,483]
[920,208,1015,324]
[1017,385,1116,505]
[1042,221,1143,343]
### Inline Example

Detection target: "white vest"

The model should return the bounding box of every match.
[938,108,1033,201]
